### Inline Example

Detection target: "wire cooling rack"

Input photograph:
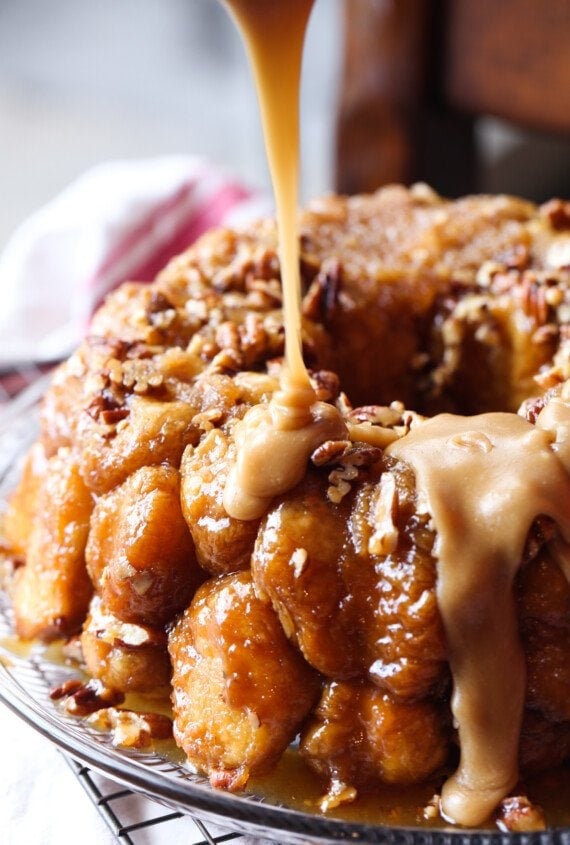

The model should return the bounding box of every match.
[64,756,250,845]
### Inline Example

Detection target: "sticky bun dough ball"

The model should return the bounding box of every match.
[81,596,171,695]
[168,570,320,790]
[86,463,202,627]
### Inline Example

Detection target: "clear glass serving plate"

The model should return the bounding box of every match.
[0,394,569,845]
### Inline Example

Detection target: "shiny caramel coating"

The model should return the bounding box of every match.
[301,679,450,788]
[81,597,171,694]
[517,552,570,722]
[252,459,447,698]
[168,570,320,788]
[39,352,87,455]
[346,458,448,700]
[180,433,260,575]
[10,446,93,641]
[86,465,201,626]
[3,442,47,559]
[252,470,359,678]
[77,394,201,496]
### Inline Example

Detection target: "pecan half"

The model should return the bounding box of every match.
[541,198,570,231]
[87,708,173,748]
[50,679,125,716]
[495,795,546,832]
[302,257,342,323]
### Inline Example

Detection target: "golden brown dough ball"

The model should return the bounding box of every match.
[301,680,450,790]
[168,570,321,790]
[81,596,171,694]
[180,432,260,575]
[252,460,447,699]
[252,470,357,679]
[10,446,93,641]
[86,464,201,627]
[77,395,200,495]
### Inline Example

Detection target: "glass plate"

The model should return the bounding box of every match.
[0,399,569,845]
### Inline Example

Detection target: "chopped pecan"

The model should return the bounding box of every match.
[49,679,84,700]
[302,257,342,323]
[252,247,280,280]
[517,276,548,326]
[216,320,241,353]
[327,464,358,504]
[311,369,340,402]
[147,291,174,314]
[245,276,282,306]
[324,445,376,504]
[210,766,249,792]
[50,678,125,716]
[312,440,381,470]
[336,392,353,417]
[368,472,399,556]
[240,312,269,361]
[100,407,130,425]
[87,707,173,748]
[348,404,402,427]
[495,795,546,832]
[192,408,224,433]
[541,198,570,231]
[520,393,549,423]
[85,392,125,423]
[209,347,242,374]
[422,794,441,821]
[311,439,352,467]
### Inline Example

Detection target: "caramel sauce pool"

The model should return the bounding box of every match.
[250,753,570,830]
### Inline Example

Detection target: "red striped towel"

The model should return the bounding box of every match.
[0,156,269,380]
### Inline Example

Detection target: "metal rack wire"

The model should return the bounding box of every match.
[65,756,255,845]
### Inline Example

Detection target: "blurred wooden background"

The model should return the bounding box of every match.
[336,0,570,198]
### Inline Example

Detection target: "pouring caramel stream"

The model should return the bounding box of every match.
[222,0,347,520]
[222,0,315,393]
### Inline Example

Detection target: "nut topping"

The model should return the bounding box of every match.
[50,678,125,716]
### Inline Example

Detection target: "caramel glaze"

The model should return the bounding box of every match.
[387,401,570,826]
[221,0,349,520]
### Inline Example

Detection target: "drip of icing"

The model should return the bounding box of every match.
[221,0,348,520]
[223,398,347,521]
[387,405,570,826]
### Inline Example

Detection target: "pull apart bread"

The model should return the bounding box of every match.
[3,184,570,826]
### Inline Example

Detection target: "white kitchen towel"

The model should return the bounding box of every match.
[0,155,271,368]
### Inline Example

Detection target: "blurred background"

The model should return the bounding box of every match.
[0,0,342,248]
[0,0,569,250]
